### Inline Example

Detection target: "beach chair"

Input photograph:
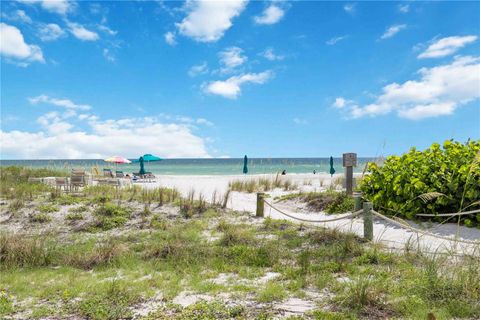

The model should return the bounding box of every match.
[97,178,121,188]
[103,168,114,178]
[55,177,69,191]
[115,171,125,178]
[70,169,86,191]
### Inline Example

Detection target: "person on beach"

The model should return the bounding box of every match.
[313,170,316,174]
[281,170,286,175]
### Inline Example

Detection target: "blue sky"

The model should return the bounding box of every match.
[1,0,479,159]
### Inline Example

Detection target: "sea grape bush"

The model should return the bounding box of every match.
[361,140,480,221]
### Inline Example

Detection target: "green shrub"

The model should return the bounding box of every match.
[361,140,480,220]
[93,203,131,230]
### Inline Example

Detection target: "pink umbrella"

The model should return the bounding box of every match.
[104,156,132,164]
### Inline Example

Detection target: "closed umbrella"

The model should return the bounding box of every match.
[243,155,248,174]
[329,156,336,177]
[139,156,145,175]
[134,154,162,175]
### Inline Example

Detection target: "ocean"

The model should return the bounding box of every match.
[0,158,373,175]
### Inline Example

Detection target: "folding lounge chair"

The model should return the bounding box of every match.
[70,169,86,191]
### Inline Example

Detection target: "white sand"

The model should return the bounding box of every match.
[137,173,480,256]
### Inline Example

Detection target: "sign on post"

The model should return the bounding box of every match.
[343,153,357,196]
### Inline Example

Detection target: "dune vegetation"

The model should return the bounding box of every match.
[0,166,479,319]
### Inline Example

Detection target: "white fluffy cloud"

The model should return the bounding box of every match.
[164,31,176,46]
[176,0,247,42]
[2,10,32,23]
[40,0,75,15]
[38,23,65,41]
[0,116,211,159]
[17,0,76,15]
[218,46,247,70]
[0,23,44,65]
[204,71,273,99]
[67,22,99,41]
[260,47,284,61]
[29,94,92,110]
[418,35,478,59]
[343,56,480,120]
[380,24,406,40]
[254,4,285,25]
[188,62,208,77]
[333,97,349,109]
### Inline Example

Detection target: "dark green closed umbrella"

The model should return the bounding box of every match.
[243,155,248,174]
[329,156,336,177]
[139,156,145,175]
[134,154,162,175]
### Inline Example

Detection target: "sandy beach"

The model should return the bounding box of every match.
[139,173,480,256]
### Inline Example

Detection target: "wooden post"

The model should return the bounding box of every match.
[363,202,373,241]
[353,192,362,212]
[342,153,357,196]
[256,192,265,217]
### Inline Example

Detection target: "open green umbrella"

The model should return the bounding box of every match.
[243,155,248,174]
[134,154,162,175]
[329,156,336,177]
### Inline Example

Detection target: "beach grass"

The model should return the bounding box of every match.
[228,174,297,193]
[1,166,479,319]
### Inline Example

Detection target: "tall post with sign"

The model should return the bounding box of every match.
[343,153,357,196]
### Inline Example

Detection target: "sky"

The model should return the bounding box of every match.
[0,0,479,159]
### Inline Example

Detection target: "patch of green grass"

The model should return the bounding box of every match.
[0,289,14,316]
[92,203,132,230]
[56,195,82,205]
[65,212,84,221]
[150,214,171,230]
[73,281,140,320]
[229,174,297,193]
[38,203,59,213]
[30,212,52,223]
[69,205,88,214]
[257,281,287,303]
[144,301,246,320]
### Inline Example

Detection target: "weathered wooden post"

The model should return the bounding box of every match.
[256,192,265,217]
[363,202,373,241]
[342,153,357,196]
[353,192,363,212]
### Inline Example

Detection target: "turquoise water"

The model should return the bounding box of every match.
[0,158,372,175]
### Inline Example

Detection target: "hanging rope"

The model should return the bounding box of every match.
[263,200,363,223]
[370,210,480,246]
[415,208,480,217]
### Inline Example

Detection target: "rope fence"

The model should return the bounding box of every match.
[256,193,480,250]
[415,208,480,217]
[370,210,480,246]
[263,200,363,223]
